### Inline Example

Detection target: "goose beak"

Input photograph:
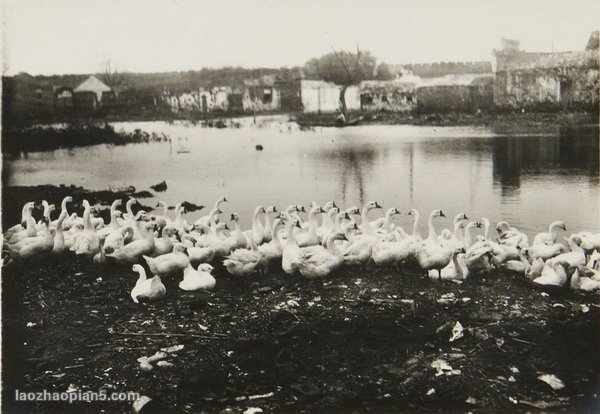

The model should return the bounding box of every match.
[230,213,236,221]
[223,224,230,231]
[463,214,468,220]
[375,202,382,209]
[440,210,446,218]
[223,196,228,202]
[295,221,302,229]
[272,206,278,213]
[343,212,350,220]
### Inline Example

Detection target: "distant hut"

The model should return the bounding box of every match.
[73,76,112,110]
[53,86,74,115]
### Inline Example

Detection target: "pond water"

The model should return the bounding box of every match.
[4,118,599,240]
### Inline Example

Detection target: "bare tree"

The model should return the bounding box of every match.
[99,60,127,97]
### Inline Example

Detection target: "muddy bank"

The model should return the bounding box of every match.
[1,124,171,154]
[2,185,600,413]
[295,110,599,128]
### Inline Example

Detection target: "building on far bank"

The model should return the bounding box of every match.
[416,74,494,113]
[493,32,599,109]
[73,76,112,110]
[53,86,74,115]
[359,78,417,112]
[300,79,341,113]
[242,75,281,113]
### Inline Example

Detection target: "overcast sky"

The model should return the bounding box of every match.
[2,0,599,76]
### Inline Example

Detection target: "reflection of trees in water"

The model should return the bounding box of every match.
[312,144,378,205]
[491,126,599,195]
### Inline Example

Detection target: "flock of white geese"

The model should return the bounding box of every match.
[3,196,600,303]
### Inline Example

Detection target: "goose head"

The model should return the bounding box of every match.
[323,201,337,210]
[132,264,146,277]
[364,201,382,211]
[198,263,214,273]
[496,221,511,234]
[82,199,91,209]
[266,205,278,214]
[346,206,361,216]
[551,221,567,232]
[431,209,446,219]
[173,244,188,254]
[230,213,239,222]
[453,213,468,225]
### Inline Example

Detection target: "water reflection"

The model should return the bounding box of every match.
[309,144,378,205]
[491,126,599,195]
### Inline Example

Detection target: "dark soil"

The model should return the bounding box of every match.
[2,186,599,414]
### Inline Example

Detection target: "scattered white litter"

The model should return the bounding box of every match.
[132,396,152,414]
[286,299,300,308]
[156,361,175,369]
[541,292,549,297]
[508,396,518,404]
[508,376,516,382]
[510,366,520,374]
[243,408,263,414]
[96,277,103,283]
[580,304,590,313]
[26,322,36,328]
[465,396,477,405]
[437,293,456,304]
[161,344,184,353]
[430,359,461,376]
[449,321,464,342]
[65,384,78,393]
[538,374,565,390]
[426,388,436,396]
[552,303,566,308]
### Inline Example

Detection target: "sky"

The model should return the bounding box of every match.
[2,0,599,76]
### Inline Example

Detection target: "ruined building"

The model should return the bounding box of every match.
[493,32,599,109]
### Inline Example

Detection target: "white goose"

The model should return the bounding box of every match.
[7,218,55,261]
[297,232,347,279]
[194,222,231,258]
[52,211,69,255]
[71,200,100,257]
[258,218,285,261]
[533,260,570,287]
[546,235,586,270]
[533,221,567,246]
[143,244,190,278]
[243,206,266,247]
[5,201,35,239]
[374,207,401,239]
[195,196,228,227]
[262,205,279,243]
[130,264,166,304]
[296,205,325,247]
[105,222,156,264]
[223,234,265,277]
[281,214,303,274]
[413,210,456,279]
[179,263,216,291]
[152,226,178,256]
[317,207,340,243]
[342,201,383,266]
[427,247,469,280]
[6,202,37,244]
